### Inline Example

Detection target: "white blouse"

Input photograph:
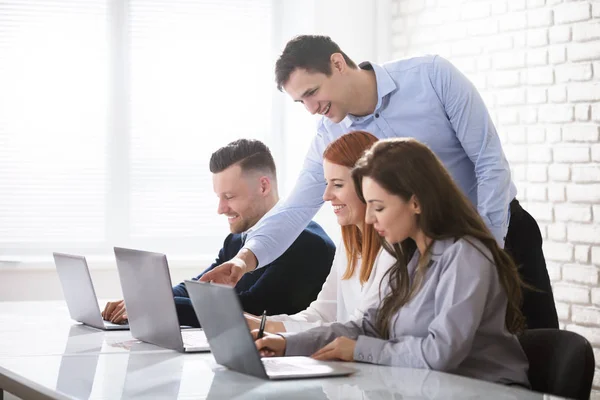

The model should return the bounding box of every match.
[268,241,396,332]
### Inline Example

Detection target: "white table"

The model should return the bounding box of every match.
[0,302,551,399]
[0,302,166,358]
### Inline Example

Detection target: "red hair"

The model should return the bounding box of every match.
[323,131,380,285]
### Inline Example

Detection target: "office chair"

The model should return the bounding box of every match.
[519,328,594,400]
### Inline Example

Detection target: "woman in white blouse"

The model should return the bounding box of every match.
[245,130,395,333]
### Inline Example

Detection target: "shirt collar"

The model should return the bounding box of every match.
[428,238,456,262]
[341,61,397,129]
[241,202,278,245]
[240,230,249,245]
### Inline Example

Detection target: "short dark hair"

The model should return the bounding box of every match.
[209,139,276,178]
[275,35,357,91]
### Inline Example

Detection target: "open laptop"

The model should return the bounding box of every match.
[53,252,129,331]
[185,280,356,380]
[113,247,209,353]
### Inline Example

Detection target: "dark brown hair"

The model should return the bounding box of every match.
[209,139,276,178]
[352,138,525,337]
[323,131,380,285]
[275,35,357,91]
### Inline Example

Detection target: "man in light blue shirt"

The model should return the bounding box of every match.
[202,35,558,329]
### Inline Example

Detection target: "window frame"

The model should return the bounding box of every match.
[0,0,281,269]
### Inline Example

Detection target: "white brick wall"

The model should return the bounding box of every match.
[391,0,600,391]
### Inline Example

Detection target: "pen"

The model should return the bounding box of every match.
[257,310,267,339]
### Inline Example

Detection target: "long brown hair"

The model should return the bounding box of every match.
[352,138,525,337]
[323,131,381,285]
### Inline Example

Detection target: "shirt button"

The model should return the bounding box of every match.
[375,113,380,118]
[367,355,373,362]
[358,353,364,360]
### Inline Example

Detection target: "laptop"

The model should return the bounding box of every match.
[113,247,209,353]
[185,280,357,380]
[53,252,129,331]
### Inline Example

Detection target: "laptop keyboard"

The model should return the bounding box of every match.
[261,358,314,373]
[181,330,208,347]
[104,321,127,328]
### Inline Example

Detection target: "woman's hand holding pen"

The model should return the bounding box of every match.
[252,330,286,357]
[252,310,285,357]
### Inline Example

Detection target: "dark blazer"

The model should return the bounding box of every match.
[172,221,335,326]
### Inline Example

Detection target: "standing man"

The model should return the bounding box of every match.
[202,35,558,329]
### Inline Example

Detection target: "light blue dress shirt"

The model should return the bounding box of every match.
[247,55,516,267]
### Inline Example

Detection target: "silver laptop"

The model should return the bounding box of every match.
[113,247,209,353]
[185,280,356,380]
[53,252,129,331]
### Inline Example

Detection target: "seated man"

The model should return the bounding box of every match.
[102,139,336,327]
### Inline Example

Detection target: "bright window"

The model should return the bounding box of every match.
[0,0,274,263]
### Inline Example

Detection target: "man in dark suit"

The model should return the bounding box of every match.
[102,139,335,327]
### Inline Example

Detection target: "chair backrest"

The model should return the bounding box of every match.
[519,329,594,400]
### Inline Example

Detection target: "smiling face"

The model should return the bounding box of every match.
[322,159,366,227]
[283,62,352,124]
[362,176,421,245]
[212,164,267,234]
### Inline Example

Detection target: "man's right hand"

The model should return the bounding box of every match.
[102,299,128,324]
[200,249,257,286]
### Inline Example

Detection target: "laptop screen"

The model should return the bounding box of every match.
[184,281,267,378]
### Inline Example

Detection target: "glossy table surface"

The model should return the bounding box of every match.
[0,302,557,399]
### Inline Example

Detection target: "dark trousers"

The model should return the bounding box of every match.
[174,296,201,328]
[505,199,559,330]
